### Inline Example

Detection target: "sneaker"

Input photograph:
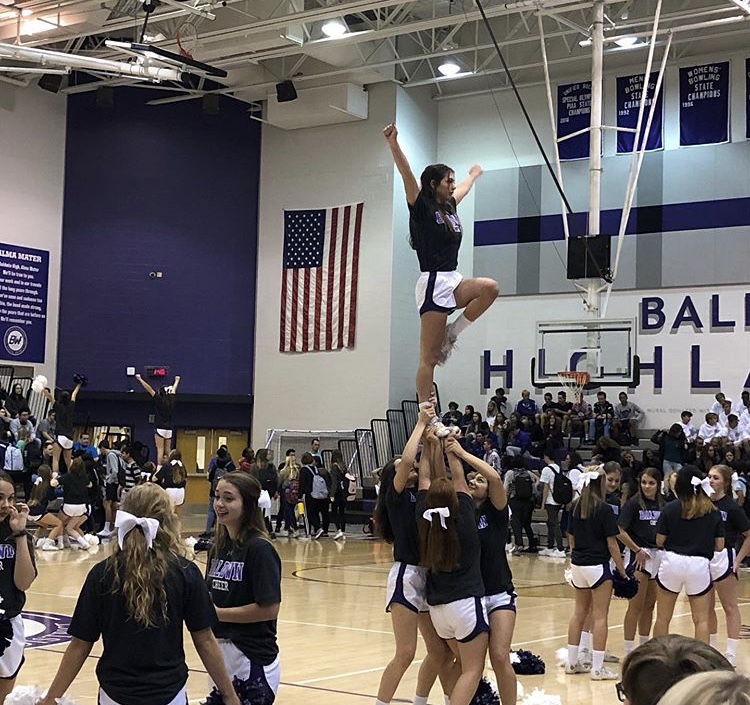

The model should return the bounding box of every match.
[35,538,46,548]
[42,539,59,552]
[313,529,324,540]
[726,653,737,667]
[522,545,539,554]
[565,662,591,674]
[437,323,458,366]
[551,549,567,558]
[539,548,552,556]
[591,667,619,681]
[96,529,112,539]
[604,651,620,663]
[511,545,523,556]
[76,536,90,550]
[334,530,344,540]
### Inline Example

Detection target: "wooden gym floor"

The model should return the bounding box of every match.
[20,512,750,704]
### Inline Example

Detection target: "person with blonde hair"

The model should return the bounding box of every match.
[706,463,750,665]
[564,465,627,681]
[618,634,733,705]
[654,466,724,643]
[655,670,750,705]
[39,483,239,705]
[417,430,488,705]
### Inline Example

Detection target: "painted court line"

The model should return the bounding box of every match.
[278,619,392,635]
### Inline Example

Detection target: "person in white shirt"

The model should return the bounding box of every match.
[732,391,750,417]
[710,392,729,417]
[539,451,566,557]
[717,399,734,429]
[679,411,698,444]
[697,412,723,448]
[482,439,501,474]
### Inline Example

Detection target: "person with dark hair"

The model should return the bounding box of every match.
[5,383,29,419]
[299,451,329,539]
[251,448,279,539]
[39,382,82,475]
[329,449,350,541]
[59,457,93,550]
[239,447,255,474]
[588,391,614,443]
[135,373,180,469]
[417,430,488,705]
[372,405,453,705]
[651,424,688,480]
[617,466,665,655]
[154,448,187,513]
[208,472,282,700]
[504,455,538,555]
[0,470,36,701]
[654,466,724,642]
[383,123,498,414]
[202,447,235,538]
[40,484,239,705]
[442,401,463,427]
[618,634,733,705]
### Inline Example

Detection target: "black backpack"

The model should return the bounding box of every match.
[550,466,573,505]
[513,468,534,500]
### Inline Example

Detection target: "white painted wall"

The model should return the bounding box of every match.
[0,83,66,384]
[252,82,402,443]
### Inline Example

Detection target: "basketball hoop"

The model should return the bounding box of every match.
[557,370,591,401]
[176,21,198,59]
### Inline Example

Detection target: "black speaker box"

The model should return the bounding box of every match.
[566,234,611,280]
[275,80,298,103]
[38,73,63,93]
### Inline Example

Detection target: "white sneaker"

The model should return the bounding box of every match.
[565,662,591,675]
[96,528,112,538]
[551,549,567,558]
[604,651,620,663]
[334,530,344,540]
[437,323,458,366]
[35,538,46,548]
[591,666,619,681]
[313,529,324,540]
[76,536,90,550]
[42,539,59,552]
[539,548,552,556]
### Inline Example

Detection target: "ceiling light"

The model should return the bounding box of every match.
[437,59,461,77]
[579,38,592,47]
[614,35,640,47]
[321,19,347,38]
[142,31,165,42]
[21,8,31,16]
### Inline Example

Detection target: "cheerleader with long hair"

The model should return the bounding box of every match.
[617,467,665,655]
[134,373,180,468]
[418,432,488,705]
[465,446,517,705]
[653,466,724,643]
[373,405,453,705]
[706,463,750,665]
[565,466,627,681]
[39,483,239,705]
[27,464,64,551]
[154,449,187,513]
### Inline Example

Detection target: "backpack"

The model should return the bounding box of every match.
[3,444,23,472]
[344,471,358,502]
[310,467,328,499]
[513,468,533,500]
[550,465,573,505]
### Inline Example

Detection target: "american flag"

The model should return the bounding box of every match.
[279,203,363,353]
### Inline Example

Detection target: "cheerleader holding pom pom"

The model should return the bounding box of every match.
[37,483,240,705]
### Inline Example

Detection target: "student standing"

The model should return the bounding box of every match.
[40,483,239,705]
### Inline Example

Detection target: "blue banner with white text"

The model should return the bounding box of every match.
[0,243,48,363]
[557,82,591,160]
[616,72,663,153]
[679,61,730,146]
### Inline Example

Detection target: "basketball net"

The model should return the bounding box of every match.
[557,370,590,402]
[176,28,193,59]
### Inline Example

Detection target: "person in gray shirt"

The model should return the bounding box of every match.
[36,409,56,444]
[613,392,644,444]
[9,409,37,446]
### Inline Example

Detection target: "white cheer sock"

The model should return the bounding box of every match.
[639,634,650,646]
[592,650,605,672]
[413,697,428,705]
[567,644,579,666]
[727,638,738,660]
[580,631,593,651]
[623,639,635,655]
[710,633,719,649]
[449,313,473,338]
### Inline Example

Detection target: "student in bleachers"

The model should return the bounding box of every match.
[698,413,724,448]
[537,392,555,426]
[5,383,29,419]
[553,391,573,436]
[460,405,475,432]
[651,424,689,481]
[373,405,453,705]
[589,391,614,443]
[679,411,698,445]
[514,390,537,420]
[612,392,644,445]
[710,393,728,417]
[442,401,463,427]
[569,395,592,442]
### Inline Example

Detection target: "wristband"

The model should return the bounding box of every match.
[9,530,26,540]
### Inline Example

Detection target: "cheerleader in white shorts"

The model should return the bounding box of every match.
[653,466,724,644]
[466,448,517,705]
[373,405,453,705]
[135,373,180,467]
[565,467,627,681]
[0,471,36,702]
[417,432,488,705]
[155,449,187,513]
[706,464,750,665]
[617,467,665,655]
[38,382,81,475]
[59,457,93,550]
[383,123,498,406]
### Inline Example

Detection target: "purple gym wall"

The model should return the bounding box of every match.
[57,89,260,406]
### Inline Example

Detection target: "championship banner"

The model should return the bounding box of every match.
[0,243,49,363]
[679,61,730,146]
[616,72,663,153]
[746,58,750,139]
[557,82,591,160]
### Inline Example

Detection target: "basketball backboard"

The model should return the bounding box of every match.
[530,317,639,388]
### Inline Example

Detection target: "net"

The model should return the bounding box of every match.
[557,370,591,401]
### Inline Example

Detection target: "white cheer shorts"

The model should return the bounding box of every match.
[56,435,73,450]
[710,547,736,583]
[415,271,463,316]
[385,562,428,613]
[570,562,613,590]
[155,428,173,439]
[657,551,712,596]
[483,590,517,615]
[429,596,489,642]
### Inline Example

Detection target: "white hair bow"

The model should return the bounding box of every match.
[691,475,714,497]
[732,472,739,485]
[575,471,600,494]
[114,510,160,550]
[33,477,43,486]
[423,507,451,529]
